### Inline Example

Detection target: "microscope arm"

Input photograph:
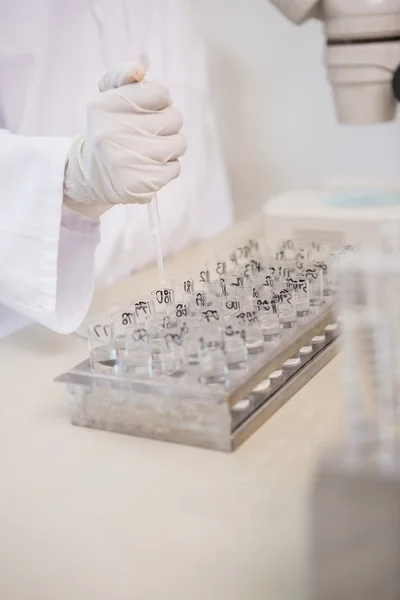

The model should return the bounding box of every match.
[267,0,400,124]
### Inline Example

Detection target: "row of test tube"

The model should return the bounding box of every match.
[340,231,400,466]
[87,237,356,384]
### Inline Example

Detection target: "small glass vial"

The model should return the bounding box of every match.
[273,284,297,329]
[235,305,264,354]
[122,326,153,379]
[150,336,177,377]
[198,325,228,385]
[130,298,154,323]
[171,277,195,300]
[223,316,248,370]
[285,274,310,317]
[151,288,175,314]
[111,309,136,356]
[304,263,324,308]
[87,323,118,372]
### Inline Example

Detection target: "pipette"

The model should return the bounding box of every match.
[148,195,165,286]
[138,53,166,286]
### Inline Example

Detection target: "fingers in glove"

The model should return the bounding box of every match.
[139,133,187,163]
[99,81,172,114]
[138,106,184,136]
[159,158,182,185]
[98,62,146,92]
[122,160,182,198]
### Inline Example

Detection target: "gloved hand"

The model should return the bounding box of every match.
[64,62,186,219]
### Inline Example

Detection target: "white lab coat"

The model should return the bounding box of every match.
[0,0,232,337]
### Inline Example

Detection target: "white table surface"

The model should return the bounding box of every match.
[0,220,345,600]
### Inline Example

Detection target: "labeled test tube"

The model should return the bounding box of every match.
[171,277,195,300]
[304,263,324,307]
[220,295,242,316]
[232,242,253,266]
[87,322,117,372]
[130,298,154,323]
[167,301,191,322]
[285,274,310,317]
[199,305,221,325]
[235,303,264,353]
[188,268,211,290]
[198,325,228,385]
[268,260,294,282]
[273,284,297,329]
[209,254,228,279]
[255,286,281,341]
[325,250,343,296]
[151,288,175,314]
[189,291,208,317]
[150,334,178,377]
[225,272,245,293]
[223,315,248,370]
[122,325,153,378]
[203,278,227,300]
[111,309,136,355]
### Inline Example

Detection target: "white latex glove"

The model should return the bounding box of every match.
[64,62,186,219]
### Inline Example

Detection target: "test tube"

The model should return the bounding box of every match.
[268,260,294,283]
[87,322,117,372]
[223,315,248,370]
[285,274,310,317]
[220,295,242,316]
[122,325,153,378]
[209,254,228,279]
[247,237,262,256]
[304,263,324,307]
[235,304,264,353]
[151,288,175,314]
[188,268,211,290]
[232,242,253,266]
[130,298,154,323]
[293,246,311,271]
[150,335,178,376]
[276,238,298,262]
[111,309,136,355]
[183,321,202,365]
[198,325,228,385]
[325,250,343,296]
[228,248,240,270]
[273,284,297,329]
[160,326,187,376]
[167,301,191,322]
[255,286,281,342]
[309,241,330,266]
[203,278,227,300]
[199,305,221,325]
[171,277,195,300]
[189,290,208,317]
[258,271,275,290]
[225,272,245,293]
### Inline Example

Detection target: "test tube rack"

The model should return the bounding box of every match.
[55,300,340,452]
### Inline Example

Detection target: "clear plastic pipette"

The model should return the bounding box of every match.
[138,53,166,286]
[148,195,165,286]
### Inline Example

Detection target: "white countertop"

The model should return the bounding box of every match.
[0,220,345,600]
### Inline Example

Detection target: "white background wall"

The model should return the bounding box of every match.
[195,0,400,219]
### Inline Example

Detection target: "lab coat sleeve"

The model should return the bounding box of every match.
[0,129,100,333]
